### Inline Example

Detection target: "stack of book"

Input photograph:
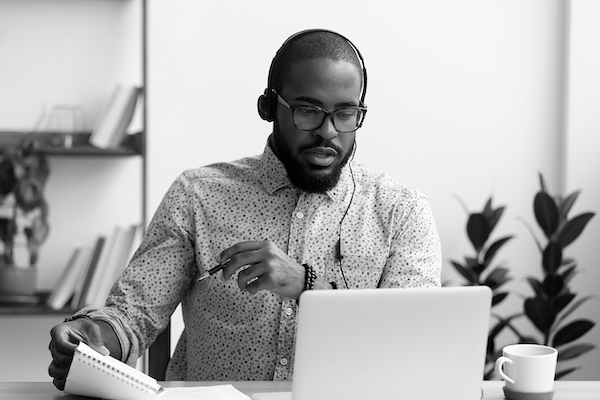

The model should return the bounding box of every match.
[47,224,142,310]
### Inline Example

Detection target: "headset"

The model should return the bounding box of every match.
[257,28,368,122]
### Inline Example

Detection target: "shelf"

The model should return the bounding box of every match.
[0,131,142,156]
[0,292,74,315]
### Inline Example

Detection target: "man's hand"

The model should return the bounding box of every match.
[219,239,305,299]
[48,318,110,390]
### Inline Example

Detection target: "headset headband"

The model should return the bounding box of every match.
[258,29,368,122]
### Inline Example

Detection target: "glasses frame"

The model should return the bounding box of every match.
[274,91,367,133]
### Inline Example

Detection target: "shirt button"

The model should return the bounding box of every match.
[280,358,288,366]
[296,211,304,219]
[285,307,293,316]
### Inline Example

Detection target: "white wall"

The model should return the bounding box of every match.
[147,0,600,379]
[563,0,600,381]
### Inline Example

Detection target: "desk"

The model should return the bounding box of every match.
[0,381,599,399]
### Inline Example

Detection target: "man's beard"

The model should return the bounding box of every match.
[275,138,354,193]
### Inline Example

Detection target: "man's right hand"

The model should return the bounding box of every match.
[48,317,110,390]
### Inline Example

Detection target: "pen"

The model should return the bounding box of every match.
[196,261,227,282]
[197,238,268,282]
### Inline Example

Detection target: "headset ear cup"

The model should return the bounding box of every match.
[257,89,273,122]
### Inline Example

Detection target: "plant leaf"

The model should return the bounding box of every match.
[557,213,595,248]
[483,236,513,268]
[552,320,595,347]
[558,190,580,221]
[557,343,596,361]
[488,206,506,234]
[484,267,511,289]
[525,277,544,297]
[560,265,578,285]
[555,295,595,326]
[534,192,559,239]
[467,213,489,252]
[542,242,562,273]
[543,274,564,298]
[556,367,579,380]
[524,297,555,334]
[552,293,575,315]
[491,292,509,306]
[538,172,547,193]
[450,261,476,284]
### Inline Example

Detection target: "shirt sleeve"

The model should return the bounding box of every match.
[73,173,197,366]
[379,189,442,289]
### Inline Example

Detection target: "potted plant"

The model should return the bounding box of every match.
[0,135,50,296]
[449,196,514,378]
[512,173,596,378]
[452,174,596,379]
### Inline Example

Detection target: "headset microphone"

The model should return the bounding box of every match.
[336,239,344,261]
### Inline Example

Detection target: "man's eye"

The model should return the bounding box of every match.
[296,107,320,116]
[336,109,358,120]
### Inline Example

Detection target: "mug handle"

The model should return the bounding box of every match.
[495,356,515,384]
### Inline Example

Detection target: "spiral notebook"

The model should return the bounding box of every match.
[65,342,164,400]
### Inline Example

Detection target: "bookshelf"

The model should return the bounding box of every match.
[0,0,147,382]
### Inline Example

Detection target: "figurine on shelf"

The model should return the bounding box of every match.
[0,135,50,296]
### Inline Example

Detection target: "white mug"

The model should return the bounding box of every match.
[495,344,558,393]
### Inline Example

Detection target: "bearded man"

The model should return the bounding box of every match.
[48,29,441,387]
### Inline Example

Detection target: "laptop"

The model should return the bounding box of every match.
[253,286,492,400]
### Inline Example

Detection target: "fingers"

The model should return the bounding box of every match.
[215,239,304,298]
[219,239,269,281]
[49,360,69,390]
[48,318,108,390]
[237,263,267,294]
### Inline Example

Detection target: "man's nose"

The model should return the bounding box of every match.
[314,115,338,140]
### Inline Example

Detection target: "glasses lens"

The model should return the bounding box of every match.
[333,108,363,133]
[293,107,323,130]
[292,107,364,132]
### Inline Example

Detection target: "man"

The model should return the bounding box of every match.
[48,29,441,388]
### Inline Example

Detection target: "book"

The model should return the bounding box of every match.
[65,342,164,400]
[90,84,140,149]
[46,245,88,310]
[72,236,106,310]
[79,230,117,307]
[93,225,140,305]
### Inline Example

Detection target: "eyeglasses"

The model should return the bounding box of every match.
[275,91,367,133]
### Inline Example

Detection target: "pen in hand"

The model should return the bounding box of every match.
[197,238,269,282]
[197,260,228,282]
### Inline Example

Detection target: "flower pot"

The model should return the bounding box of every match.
[0,266,37,296]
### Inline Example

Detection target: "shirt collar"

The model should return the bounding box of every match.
[259,140,352,202]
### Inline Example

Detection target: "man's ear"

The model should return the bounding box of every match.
[257,89,273,122]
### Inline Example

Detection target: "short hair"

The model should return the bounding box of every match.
[271,30,364,95]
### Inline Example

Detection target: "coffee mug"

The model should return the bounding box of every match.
[495,344,558,393]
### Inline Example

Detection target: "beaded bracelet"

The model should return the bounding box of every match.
[302,263,317,291]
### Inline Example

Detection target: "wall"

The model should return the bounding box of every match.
[147,0,600,379]
[563,0,600,380]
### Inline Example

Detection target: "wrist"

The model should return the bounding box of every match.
[301,264,339,292]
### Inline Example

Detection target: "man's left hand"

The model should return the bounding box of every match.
[218,239,305,299]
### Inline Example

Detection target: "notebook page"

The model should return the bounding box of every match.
[65,342,163,400]
[161,385,251,400]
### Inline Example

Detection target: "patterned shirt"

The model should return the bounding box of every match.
[76,142,442,381]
